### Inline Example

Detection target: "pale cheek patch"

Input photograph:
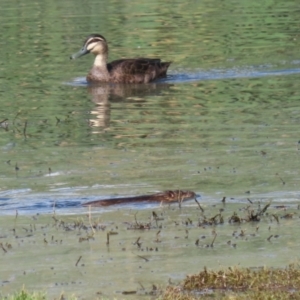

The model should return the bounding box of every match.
[86,42,98,51]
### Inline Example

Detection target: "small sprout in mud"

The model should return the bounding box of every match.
[106,232,110,245]
[155,230,161,243]
[23,120,28,139]
[152,211,158,219]
[267,235,273,242]
[44,238,48,244]
[259,201,271,215]
[5,243,12,250]
[276,173,286,185]
[134,237,142,248]
[272,214,280,224]
[247,198,253,204]
[128,212,152,230]
[48,167,52,175]
[195,198,204,212]
[108,230,118,235]
[185,229,189,239]
[75,255,82,267]
[136,254,149,262]
[221,196,226,203]
[227,240,231,245]
[78,234,94,242]
[14,210,18,231]
[247,210,260,222]
[0,243,7,253]
[153,284,158,290]
[122,290,137,295]
[195,239,199,246]
[210,233,217,247]
[229,212,242,223]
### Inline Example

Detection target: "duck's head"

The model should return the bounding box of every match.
[70,34,108,59]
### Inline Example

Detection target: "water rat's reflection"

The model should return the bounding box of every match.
[87,83,172,128]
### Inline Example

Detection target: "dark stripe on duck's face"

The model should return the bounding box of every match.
[84,34,106,45]
[85,37,105,48]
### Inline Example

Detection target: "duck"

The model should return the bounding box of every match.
[70,34,171,84]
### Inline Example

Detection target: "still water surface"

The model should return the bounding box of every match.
[1,0,300,213]
[1,0,300,298]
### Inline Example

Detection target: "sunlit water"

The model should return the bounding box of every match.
[1,0,300,297]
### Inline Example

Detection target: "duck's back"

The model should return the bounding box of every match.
[107,58,171,83]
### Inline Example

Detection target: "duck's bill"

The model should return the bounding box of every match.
[70,47,89,59]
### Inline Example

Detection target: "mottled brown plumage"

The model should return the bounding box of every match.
[82,190,196,207]
[71,34,171,83]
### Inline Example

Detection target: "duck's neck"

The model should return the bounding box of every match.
[94,54,108,68]
[87,53,110,82]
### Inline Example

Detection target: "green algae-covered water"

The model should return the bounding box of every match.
[1,0,300,298]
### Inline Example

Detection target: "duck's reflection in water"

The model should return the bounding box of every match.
[87,83,172,128]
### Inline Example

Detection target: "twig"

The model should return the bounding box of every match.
[23,120,27,139]
[210,233,217,247]
[136,254,149,262]
[88,205,96,234]
[75,255,82,266]
[195,198,204,212]
[14,210,18,231]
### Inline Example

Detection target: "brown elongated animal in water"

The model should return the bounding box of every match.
[82,190,196,207]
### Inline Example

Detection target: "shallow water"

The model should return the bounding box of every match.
[0,201,300,299]
[1,0,300,297]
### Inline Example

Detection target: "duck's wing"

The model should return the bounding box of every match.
[107,58,171,83]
